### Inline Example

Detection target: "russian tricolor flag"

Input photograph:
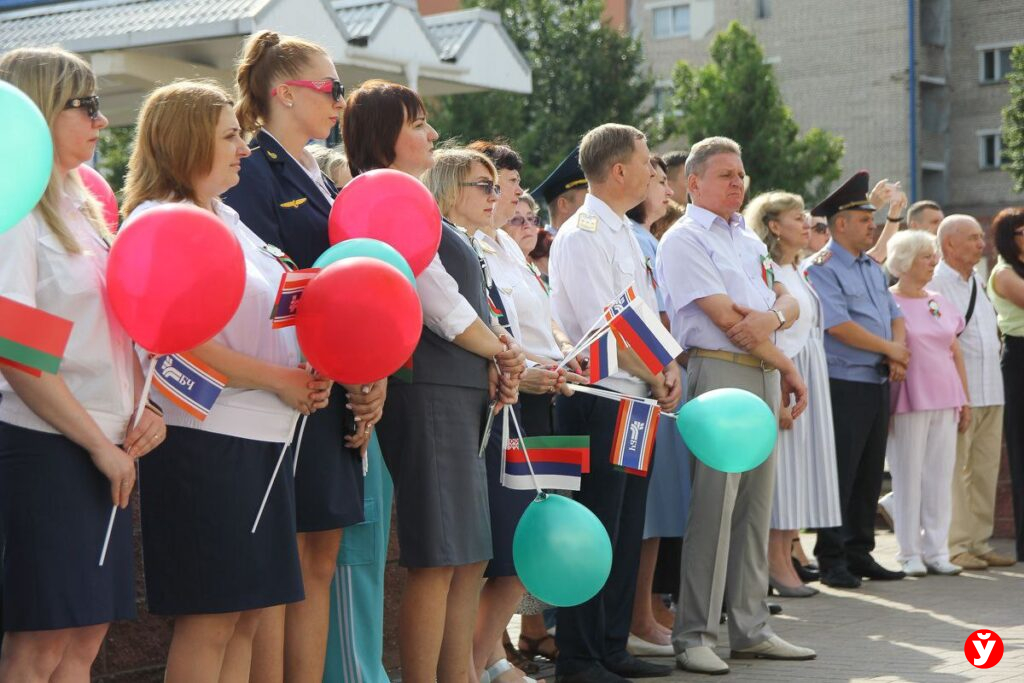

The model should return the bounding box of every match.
[610,298,681,375]
[588,330,618,384]
[610,398,660,476]
[153,352,228,421]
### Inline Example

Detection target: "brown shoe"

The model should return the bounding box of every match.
[977,550,1017,567]
[950,552,988,570]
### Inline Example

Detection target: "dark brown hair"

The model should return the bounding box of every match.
[530,228,553,261]
[342,79,426,176]
[626,155,667,224]
[992,207,1024,278]
[467,140,523,172]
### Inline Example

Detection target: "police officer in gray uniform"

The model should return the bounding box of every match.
[806,171,909,588]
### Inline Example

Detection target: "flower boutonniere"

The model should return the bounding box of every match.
[928,299,941,318]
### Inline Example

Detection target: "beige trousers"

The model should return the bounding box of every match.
[948,405,1004,558]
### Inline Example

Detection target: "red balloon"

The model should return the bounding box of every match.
[328,169,441,276]
[78,164,119,232]
[107,204,246,354]
[296,257,422,384]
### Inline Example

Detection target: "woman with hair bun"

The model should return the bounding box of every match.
[224,30,374,683]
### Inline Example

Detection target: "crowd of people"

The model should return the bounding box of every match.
[0,32,1021,683]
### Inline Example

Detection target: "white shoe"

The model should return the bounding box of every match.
[627,634,675,657]
[731,635,816,661]
[677,646,729,675]
[926,558,963,575]
[900,558,927,577]
[878,491,895,530]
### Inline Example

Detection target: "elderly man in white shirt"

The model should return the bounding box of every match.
[930,215,1016,569]
[549,123,683,683]
[656,136,813,675]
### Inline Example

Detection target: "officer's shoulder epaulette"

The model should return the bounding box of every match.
[576,213,598,232]
[808,249,832,267]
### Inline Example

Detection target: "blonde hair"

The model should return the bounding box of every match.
[887,230,937,278]
[518,193,540,214]
[744,191,805,265]
[422,149,496,218]
[307,144,349,182]
[122,80,234,218]
[685,137,742,178]
[0,47,109,253]
[579,123,645,183]
[235,30,330,134]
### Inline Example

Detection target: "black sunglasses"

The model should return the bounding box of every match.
[65,95,100,120]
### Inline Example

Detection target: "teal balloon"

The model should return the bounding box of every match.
[0,81,53,234]
[513,493,612,607]
[676,388,777,473]
[313,238,416,287]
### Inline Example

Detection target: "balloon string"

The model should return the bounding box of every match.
[507,402,543,496]
[252,412,301,534]
[99,355,157,567]
[292,414,309,476]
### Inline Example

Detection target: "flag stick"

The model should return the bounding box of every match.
[507,402,543,495]
[568,383,677,418]
[292,415,309,476]
[252,412,301,533]
[99,355,157,567]
[477,401,498,458]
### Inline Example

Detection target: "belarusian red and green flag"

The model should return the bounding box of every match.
[0,295,73,377]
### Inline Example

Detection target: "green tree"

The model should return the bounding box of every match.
[429,0,653,188]
[96,125,134,197]
[663,21,843,201]
[1002,44,1024,192]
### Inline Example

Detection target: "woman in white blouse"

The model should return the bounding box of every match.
[746,191,843,597]
[120,80,332,683]
[0,48,166,680]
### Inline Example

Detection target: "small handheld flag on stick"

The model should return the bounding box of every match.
[152,352,227,421]
[270,268,319,329]
[0,295,73,376]
[252,412,301,534]
[588,330,618,384]
[609,396,660,477]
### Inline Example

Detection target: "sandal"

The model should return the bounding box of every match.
[503,630,540,675]
[518,633,558,662]
[480,658,541,683]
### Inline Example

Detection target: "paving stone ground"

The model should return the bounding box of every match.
[508,532,1024,682]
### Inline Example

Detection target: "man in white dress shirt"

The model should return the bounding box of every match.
[549,124,683,683]
[656,137,814,675]
[931,215,1016,569]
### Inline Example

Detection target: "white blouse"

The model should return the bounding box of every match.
[0,189,136,443]
[774,262,819,359]
[125,200,301,443]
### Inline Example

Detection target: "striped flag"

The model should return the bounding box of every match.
[588,330,618,384]
[610,398,660,476]
[153,352,228,421]
[0,296,73,377]
[609,297,681,375]
[270,268,320,329]
[502,435,590,491]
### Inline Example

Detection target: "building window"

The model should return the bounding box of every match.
[978,132,1005,169]
[756,0,772,19]
[979,47,1015,84]
[653,4,691,39]
[653,86,671,111]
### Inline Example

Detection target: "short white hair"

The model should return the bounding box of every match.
[935,214,981,257]
[887,230,937,278]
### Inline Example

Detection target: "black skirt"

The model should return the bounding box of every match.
[139,427,304,615]
[0,422,135,631]
[294,385,365,532]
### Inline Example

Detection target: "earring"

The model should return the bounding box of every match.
[286,102,293,108]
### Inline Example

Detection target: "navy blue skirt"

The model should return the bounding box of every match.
[0,422,135,631]
[139,427,304,615]
[294,385,365,532]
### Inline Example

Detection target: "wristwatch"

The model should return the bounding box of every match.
[770,308,786,329]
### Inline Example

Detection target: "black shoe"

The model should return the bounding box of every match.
[603,653,673,678]
[792,557,820,583]
[850,558,906,581]
[767,601,783,615]
[557,664,630,683]
[820,566,862,588]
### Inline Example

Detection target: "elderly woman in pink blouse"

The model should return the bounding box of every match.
[885,231,971,577]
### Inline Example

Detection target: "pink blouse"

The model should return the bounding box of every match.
[891,291,968,415]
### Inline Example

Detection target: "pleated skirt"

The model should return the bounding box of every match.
[771,337,843,529]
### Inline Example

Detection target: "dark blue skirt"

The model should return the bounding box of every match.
[139,427,304,615]
[0,422,135,631]
[294,385,365,532]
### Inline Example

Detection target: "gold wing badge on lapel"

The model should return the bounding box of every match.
[280,197,308,209]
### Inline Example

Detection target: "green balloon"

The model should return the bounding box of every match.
[676,388,777,473]
[513,493,612,607]
[313,238,416,287]
[0,81,53,234]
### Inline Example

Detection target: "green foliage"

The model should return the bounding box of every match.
[429,0,653,188]
[663,22,843,202]
[1003,44,1024,192]
[96,126,134,197]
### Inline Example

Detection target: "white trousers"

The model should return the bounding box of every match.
[886,409,958,563]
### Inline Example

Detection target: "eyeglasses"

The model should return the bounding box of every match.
[65,95,100,120]
[507,215,540,228]
[271,79,345,102]
[460,181,501,197]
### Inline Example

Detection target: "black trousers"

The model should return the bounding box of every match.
[1001,336,1024,559]
[554,392,650,675]
[814,378,890,570]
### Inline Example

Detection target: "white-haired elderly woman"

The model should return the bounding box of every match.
[886,230,971,577]
[746,191,841,597]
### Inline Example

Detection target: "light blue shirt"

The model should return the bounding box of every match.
[656,203,776,353]
[630,220,666,312]
[806,239,903,383]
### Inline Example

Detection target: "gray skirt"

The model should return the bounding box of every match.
[377,383,492,568]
